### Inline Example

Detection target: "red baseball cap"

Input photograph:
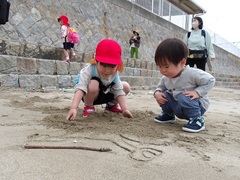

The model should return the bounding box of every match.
[95,39,122,65]
[57,15,69,26]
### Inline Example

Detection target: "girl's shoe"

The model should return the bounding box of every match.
[83,106,95,117]
[105,104,123,113]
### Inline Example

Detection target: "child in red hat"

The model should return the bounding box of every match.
[57,15,76,62]
[66,39,133,120]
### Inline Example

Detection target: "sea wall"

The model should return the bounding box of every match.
[0,0,239,76]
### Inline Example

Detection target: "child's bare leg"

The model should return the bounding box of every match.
[122,81,131,95]
[63,49,69,61]
[110,81,130,105]
[70,48,76,60]
[83,80,99,106]
[70,48,76,56]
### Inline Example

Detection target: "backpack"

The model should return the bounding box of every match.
[187,29,205,38]
[67,27,80,44]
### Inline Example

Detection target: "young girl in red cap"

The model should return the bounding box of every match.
[57,15,76,62]
[66,39,133,120]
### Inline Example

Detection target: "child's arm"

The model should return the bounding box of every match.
[116,95,133,118]
[61,25,68,40]
[65,90,84,120]
[194,72,215,97]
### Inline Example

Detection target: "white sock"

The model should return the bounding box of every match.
[107,102,115,107]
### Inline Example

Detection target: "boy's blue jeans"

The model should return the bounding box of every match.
[160,91,206,120]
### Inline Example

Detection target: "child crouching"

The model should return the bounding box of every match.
[66,39,133,120]
[153,38,215,133]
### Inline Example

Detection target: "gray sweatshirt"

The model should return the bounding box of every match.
[155,65,215,110]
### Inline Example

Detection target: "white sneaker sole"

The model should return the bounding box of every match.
[154,118,176,124]
[182,126,205,133]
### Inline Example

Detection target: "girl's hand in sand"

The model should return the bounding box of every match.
[66,108,77,120]
[123,110,133,118]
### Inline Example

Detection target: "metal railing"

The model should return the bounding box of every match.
[128,0,189,29]
[128,0,240,57]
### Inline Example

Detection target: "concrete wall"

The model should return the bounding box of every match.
[0,0,240,76]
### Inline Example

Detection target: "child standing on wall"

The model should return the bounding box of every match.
[57,15,76,62]
[153,38,215,133]
[66,39,133,120]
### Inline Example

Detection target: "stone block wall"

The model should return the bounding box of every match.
[0,0,240,77]
[0,54,161,89]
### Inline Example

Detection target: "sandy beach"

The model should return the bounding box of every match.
[0,86,240,180]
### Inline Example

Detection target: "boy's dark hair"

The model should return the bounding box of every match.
[191,16,203,30]
[155,38,188,66]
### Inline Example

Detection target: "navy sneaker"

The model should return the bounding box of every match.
[182,116,205,133]
[154,113,176,123]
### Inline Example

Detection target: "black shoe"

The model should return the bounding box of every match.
[154,113,176,123]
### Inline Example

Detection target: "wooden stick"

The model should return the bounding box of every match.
[24,145,112,152]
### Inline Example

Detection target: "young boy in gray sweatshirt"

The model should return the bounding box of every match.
[153,38,215,133]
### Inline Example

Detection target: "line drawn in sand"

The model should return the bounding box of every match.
[26,133,163,162]
[85,134,163,162]
[113,134,163,161]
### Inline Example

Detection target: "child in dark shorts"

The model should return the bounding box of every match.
[58,15,76,62]
[66,39,133,120]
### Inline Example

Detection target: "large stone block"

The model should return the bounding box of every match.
[135,60,141,68]
[0,74,19,87]
[122,67,134,76]
[40,75,58,88]
[58,75,72,88]
[140,69,148,77]
[152,70,161,78]
[56,61,69,75]
[17,57,38,74]
[69,62,82,75]
[18,75,41,88]
[37,59,56,75]
[133,68,140,76]
[0,55,17,74]
[120,76,145,87]
[140,61,147,69]
[146,61,153,70]
[127,58,136,68]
